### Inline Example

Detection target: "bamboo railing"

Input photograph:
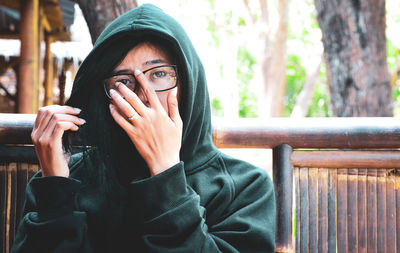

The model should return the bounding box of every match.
[1,113,400,253]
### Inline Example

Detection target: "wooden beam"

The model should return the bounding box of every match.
[0,31,72,42]
[0,145,38,163]
[44,34,53,106]
[0,113,36,145]
[291,150,400,169]
[48,31,71,42]
[0,0,19,10]
[18,0,40,113]
[212,117,400,149]
[42,0,64,30]
[2,115,400,148]
[40,7,51,32]
[0,33,19,40]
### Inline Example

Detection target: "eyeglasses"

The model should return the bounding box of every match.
[104,64,177,99]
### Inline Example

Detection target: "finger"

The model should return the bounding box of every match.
[33,111,85,143]
[53,105,82,115]
[51,113,86,126]
[34,108,47,130]
[52,121,80,141]
[109,104,136,132]
[34,105,81,131]
[167,88,181,125]
[38,119,79,147]
[134,68,162,109]
[116,82,147,116]
[109,89,138,119]
[32,109,55,143]
[40,105,81,116]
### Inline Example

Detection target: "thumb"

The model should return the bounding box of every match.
[167,88,181,124]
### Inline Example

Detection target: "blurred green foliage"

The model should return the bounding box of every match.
[306,64,331,117]
[283,55,331,117]
[211,97,224,117]
[283,0,332,117]
[203,0,399,118]
[387,39,400,116]
[283,54,306,117]
[237,45,258,117]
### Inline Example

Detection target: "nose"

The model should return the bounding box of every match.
[136,87,149,106]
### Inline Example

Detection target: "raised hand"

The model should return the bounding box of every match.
[109,68,183,176]
[31,105,86,177]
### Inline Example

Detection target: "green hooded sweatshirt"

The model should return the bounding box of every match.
[11,4,275,253]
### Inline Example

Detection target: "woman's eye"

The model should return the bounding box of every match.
[115,78,134,86]
[120,79,131,85]
[152,71,167,79]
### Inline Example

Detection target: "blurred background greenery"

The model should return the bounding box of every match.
[138,0,400,118]
[1,0,399,118]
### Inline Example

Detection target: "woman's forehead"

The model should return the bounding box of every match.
[116,42,172,69]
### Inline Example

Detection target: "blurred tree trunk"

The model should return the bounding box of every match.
[77,0,138,44]
[261,0,289,117]
[314,0,393,116]
[242,0,289,117]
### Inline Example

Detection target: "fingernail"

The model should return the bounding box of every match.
[109,104,114,110]
[80,118,86,124]
[172,87,178,96]
[109,89,116,96]
[74,108,82,113]
[114,81,120,88]
[134,68,142,75]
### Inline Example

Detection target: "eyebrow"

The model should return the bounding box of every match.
[143,59,169,66]
[111,59,169,76]
[111,69,132,75]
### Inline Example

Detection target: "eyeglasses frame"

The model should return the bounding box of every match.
[103,64,178,99]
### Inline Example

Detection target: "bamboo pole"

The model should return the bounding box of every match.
[44,35,53,106]
[37,13,44,109]
[273,144,294,253]
[18,0,40,113]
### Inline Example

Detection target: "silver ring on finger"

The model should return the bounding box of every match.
[127,111,138,122]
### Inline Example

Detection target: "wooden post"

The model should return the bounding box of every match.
[37,14,44,109]
[273,144,294,252]
[58,58,75,105]
[58,59,67,105]
[18,0,40,113]
[44,35,53,106]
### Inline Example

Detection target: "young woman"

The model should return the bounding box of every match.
[12,4,275,252]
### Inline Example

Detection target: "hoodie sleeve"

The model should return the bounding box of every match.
[11,164,94,253]
[128,161,276,253]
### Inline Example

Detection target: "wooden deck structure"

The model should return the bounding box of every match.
[0,0,76,113]
[1,115,400,252]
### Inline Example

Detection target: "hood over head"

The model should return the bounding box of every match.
[66,4,218,172]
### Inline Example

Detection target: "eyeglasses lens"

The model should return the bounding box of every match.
[104,65,177,99]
